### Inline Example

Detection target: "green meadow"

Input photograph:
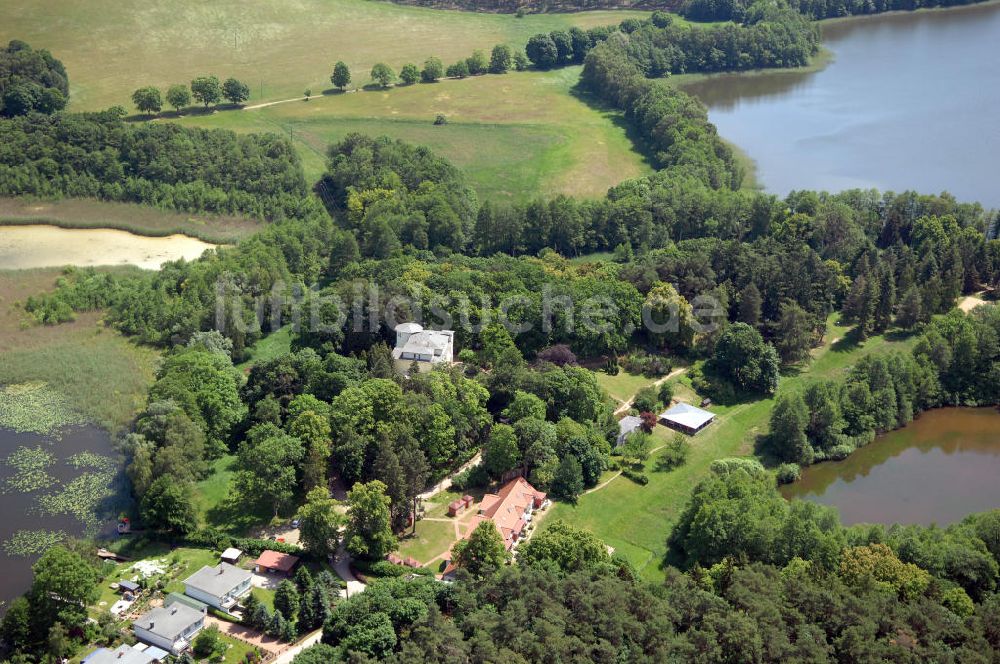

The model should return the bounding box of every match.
[173,67,652,200]
[1,0,647,110]
[546,314,920,581]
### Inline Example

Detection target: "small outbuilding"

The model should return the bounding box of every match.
[118,580,140,594]
[255,550,300,576]
[658,402,715,435]
[616,415,643,447]
[220,547,243,564]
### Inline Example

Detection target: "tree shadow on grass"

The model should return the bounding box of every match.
[567,82,658,172]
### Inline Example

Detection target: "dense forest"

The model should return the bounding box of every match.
[681,0,989,22]
[0,40,68,117]
[0,110,312,220]
[288,484,1000,663]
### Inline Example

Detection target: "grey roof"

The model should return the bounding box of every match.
[183,562,251,598]
[395,330,453,356]
[616,416,643,446]
[659,402,715,429]
[142,646,170,662]
[84,646,156,664]
[618,416,642,434]
[395,322,424,333]
[119,580,139,591]
[134,602,203,639]
[165,591,208,612]
[220,547,242,561]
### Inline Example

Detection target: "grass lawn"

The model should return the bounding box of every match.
[193,454,274,534]
[217,634,258,663]
[175,67,651,201]
[595,369,661,405]
[236,325,294,371]
[397,519,458,565]
[0,268,160,432]
[0,198,262,244]
[547,313,919,581]
[1,0,647,110]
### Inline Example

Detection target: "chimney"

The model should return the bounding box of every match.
[171,607,177,615]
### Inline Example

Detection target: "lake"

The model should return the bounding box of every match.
[0,224,217,270]
[682,3,1000,209]
[0,425,125,607]
[781,408,1000,525]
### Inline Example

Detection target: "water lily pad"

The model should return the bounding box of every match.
[3,529,67,557]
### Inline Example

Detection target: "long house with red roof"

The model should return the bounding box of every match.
[442,477,547,577]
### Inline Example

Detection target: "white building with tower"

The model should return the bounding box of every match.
[392,322,454,373]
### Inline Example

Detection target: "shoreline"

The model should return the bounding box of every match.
[0,198,259,244]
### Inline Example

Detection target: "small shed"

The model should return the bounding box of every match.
[255,550,300,576]
[220,547,243,564]
[658,402,715,435]
[447,499,465,517]
[404,556,421,568]
[119,580,140,594]
[386,553,403,565]
[462,495,474,508]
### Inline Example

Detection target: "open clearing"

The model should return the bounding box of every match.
[547,314,920,581]
[175,67,652,200]
[0,268,159,432]
[1,0,647,110]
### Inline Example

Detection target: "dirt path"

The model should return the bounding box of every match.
[959,290,991,312]
[582,441,674,496]
[418,452,482,500]
[612,366,688,416]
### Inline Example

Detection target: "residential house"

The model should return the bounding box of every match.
[442,478,547,578]
[391,322,454,373]
[616,415,643,447]
[658,402,715,435]
[132,602,205,655]
[183,562,251,611]
[82,645,156,664]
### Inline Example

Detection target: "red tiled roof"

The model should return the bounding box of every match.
[475,477,546,550]
[255,550,299,573]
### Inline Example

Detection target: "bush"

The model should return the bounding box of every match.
[622,351,671,378]
[633,386,660,413]
[775,463,801,485]
[710,457,766,478]
[621,467,648,485]
[829,444,854,461]
[538,344,577,366]
[354,559,409,578]
[193,625,224,659]
[452,464,489,491]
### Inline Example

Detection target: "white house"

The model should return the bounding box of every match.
[391,322,454,373]
[82,645,156,664]
[183,562,252,611]
[133,603,205,654]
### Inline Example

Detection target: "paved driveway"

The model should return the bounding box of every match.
[205,616,285,655]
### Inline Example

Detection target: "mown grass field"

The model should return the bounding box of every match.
[174,67,652,200]
[1,0,647,110]
[546,314,920,581]
[0,198,263,244]
[0,268,160,432]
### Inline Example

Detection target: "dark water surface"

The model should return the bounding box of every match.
[682,3,1000,208]
[0,425,121,607]
[781,408,1000,525]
